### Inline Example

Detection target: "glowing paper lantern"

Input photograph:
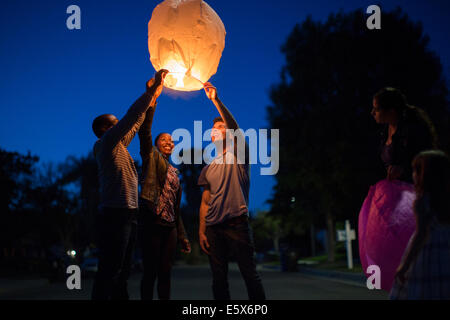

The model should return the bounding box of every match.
[148,0,226,91]
[358,179,416,291]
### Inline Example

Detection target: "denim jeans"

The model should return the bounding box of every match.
[206,217,266,300]
[91,207,137,300]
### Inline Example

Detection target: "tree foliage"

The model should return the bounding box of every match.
[267,8,450,261]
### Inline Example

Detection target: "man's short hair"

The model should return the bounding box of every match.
[92,114,113,138]
[213,116,224,125]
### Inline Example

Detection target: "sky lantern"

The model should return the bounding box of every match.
[148,0,226,91]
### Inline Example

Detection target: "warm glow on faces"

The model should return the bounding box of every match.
[211,121,226,142]
[371,98,384,124]
[371,98,398,124]
[157,133,175,156]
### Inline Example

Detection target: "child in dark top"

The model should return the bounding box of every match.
[390,150,450,299]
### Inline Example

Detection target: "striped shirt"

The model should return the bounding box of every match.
[94,92,153,209]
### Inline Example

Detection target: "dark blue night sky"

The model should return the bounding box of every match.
[1,0,449,212]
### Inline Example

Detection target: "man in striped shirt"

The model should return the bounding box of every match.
[91,69,168,300]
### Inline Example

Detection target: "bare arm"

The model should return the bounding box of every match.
[199,186,211,255]
[204,82,249,163]
[204,82,239,130]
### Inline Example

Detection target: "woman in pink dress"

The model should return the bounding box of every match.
[358,87,438,291]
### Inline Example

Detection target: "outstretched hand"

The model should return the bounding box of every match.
[147,69,169,98]
[180,238,191,254]
[203,82,218,101]
[199,232,210,255]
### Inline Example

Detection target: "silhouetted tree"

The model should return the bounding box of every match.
[250,211,283,254]
[58,153,100,250]
[267,8,450,262]
[26,162,79,252]
[0,149,39,256]
[0,149,38,213]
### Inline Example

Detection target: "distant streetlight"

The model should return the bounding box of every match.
[67,250,77,258]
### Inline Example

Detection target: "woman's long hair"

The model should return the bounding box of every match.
[395,150,450,281]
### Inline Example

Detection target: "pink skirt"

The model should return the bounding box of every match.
[358,179,416,291]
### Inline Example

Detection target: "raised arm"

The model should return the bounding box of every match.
[102,70,168,149]
[204,82,239,130]
[138,99,157,162]
[199,186,211,255]
[203,82,249,163]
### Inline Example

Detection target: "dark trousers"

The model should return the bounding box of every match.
[139,216,177,300]
[91,207,137,300]
[206,217,266,300]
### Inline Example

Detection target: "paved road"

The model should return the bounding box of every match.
[0,264,388,300]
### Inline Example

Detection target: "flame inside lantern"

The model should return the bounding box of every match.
[162,60,205,90]
[165,60,188,88]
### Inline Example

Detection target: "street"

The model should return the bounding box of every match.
[0,263,389,300]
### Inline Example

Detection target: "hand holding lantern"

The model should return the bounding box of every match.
[146,69,169,98]
[203,82,218,101]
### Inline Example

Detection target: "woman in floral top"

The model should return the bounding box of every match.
[138,82,191,300]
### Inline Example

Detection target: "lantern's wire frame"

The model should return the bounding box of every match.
[167,71,205,86]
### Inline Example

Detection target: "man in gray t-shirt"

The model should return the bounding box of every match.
[197,149,250,226]
[198,82,265,300]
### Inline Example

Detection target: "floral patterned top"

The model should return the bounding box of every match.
[156,165,180,223]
